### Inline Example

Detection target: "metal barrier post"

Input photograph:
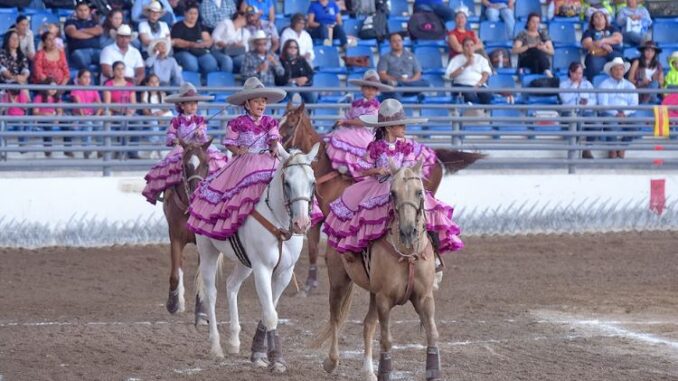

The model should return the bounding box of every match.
[103,111,112,176]
[568,119,577,174]
[0,120,6,161]
[452,106,462,147]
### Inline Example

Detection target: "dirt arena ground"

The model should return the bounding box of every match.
[1,231,677,381]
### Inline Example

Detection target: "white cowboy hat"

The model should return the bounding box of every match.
[165,82,214,103]
[668,51,678,66]
[249,29,270,43]
[116,24,133,37]
[359,99,427,127]
[147,37,171,57]
[603,57,630,76]
[143,1,167,17]
[348,69,394,92]
[226,77,286,106]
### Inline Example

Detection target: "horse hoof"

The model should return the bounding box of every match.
[269,361,287,374]
[166,291,180,314]
[227,343,240,355]
[323,358,338,374]
[211,346,224,360]
[363,371,377,381]
[433,272,443,291]
[194,312,208,327]
[251,352,269,368]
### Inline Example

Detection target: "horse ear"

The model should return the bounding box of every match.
[276,141,290,161]
[286,100,294,111]
[201,137,213,151]
[388,157,398,174]
[307,142,320,162]
[412,158,424,175]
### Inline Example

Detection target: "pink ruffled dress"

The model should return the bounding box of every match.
[187,114,322,240]
[324,98,380,178]
[142,114,228,204]
[323,139,463,254]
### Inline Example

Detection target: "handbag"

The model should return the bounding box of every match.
[342,55,370,67]
[222,45,247,56]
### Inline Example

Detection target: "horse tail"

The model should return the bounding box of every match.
[434,148,486,174]
[310,282,354,349]
[194,252,224,302]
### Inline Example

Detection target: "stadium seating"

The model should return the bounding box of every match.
[515,0,541,20]
[422,74,453,104]
[206,72,236,87]
[479,21,511,48]
[592,73,607,88]
[30,11,59,36]
[491,108,528,137]
[653,20,678,47]
[487,73,516,103]
[549,21,578,48]
[313,45,346,74]
[449,0,479,23]
[389,0,411,22]
[552,47,582,73]
[345,45,374,72]
[421,107,451,132]
[623,47,641,61]
[314,73,344,103]
[182,71,201,87]
[415,46,445,75]
[284,0,310,16]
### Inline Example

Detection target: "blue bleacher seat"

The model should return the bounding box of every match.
[415,46,445,75]
[515,0,541,20]
[487,73,516,103]
[206,72,235,87]
[313,45,346,74]
[479,21,511,48]
[422,74,452,104]
[552,47,582,73]
[513,19,526,38]
[284,0,310,16]
[445,21,456,31]
[653,20,678,46]
[549,21,578,47]
[0,13,15,33]
[30,11,59,35]
[55,8,73,19]
[343,17,361,37]
[387,19,407,35]
[449,0,479,23]
[312,107,341,131]
[21,8,42,16]
[389,0,410,21]
[623,47,640,61]
[275,18,288,34]
[592,73,607,88]
[421,108,451,131]
[491,109,528,136]
[314,73,344,103]
[345,46,374,72]
[658,49,672,69]
[182,71,201,87]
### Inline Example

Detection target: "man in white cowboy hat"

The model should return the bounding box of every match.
[597,57,639,159]
[138,1,171,49]
[100,24,145,84]
[132,0,176,25]
[445,36,493,104]
[146,37,183,86]
[245,5,280,53]
[241,30,284,87]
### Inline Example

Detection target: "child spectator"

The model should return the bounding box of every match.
[664,51,678,88]
[33,80,64,157]
[140,73,173,157]
[1,89,31,150]
[71,69,104,158]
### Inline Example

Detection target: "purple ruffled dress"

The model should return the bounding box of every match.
[142,114,228,204]
[323,139,463,254]
[187,114,322,240]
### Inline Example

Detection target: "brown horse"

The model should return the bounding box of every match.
[278,102,483,293]
[314,161,442,381]
[164,140,211,319]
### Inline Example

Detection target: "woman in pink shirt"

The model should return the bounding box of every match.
[33,79,64,157]
[1,88,30,153]
[103,61,139,159]
[71,68,103,158]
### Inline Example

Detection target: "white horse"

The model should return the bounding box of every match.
[195,142,320,373]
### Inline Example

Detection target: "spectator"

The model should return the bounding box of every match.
[246,0,276,22]
[447,10,484,59]
[1,89,31,149]
[171,3,223,75]
[665,51,678,88]
[627,41,663,104]
[553,0,582,18]
[64,0,103,70]
[481,0,515,38]
[597,57,638,159]
[245,5,280,53]
[280,13,315,65]
[140,73,173,154]
[377,33,430,98]
[103,61,139,159]
[581,9,622,81]
[615,0,651,46]
[138,1,171,50]
[307,0,347,49]
[276,39,316,104]
[445,37,493,104]
[200,0,237,32]
[241,30,284,87]
[559,62,597,159]
[512,12,554,76]
[100,9,125,48]
[145,37,183,86]
[0,30,30,84]
[213,12,251,73]
[132,0,176,25]
[37,23,64,51]
[414,0,454,23]
[71,68,103,158]
[33,31,70,85]
[15,16,35,61]
[100,25,145,84]
[33,79,65,158]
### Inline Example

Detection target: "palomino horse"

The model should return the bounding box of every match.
[314,160,442,381]
[164,140,211,317]
[279,102,483,293]
[194,142,319,373]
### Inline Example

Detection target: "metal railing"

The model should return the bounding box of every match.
[1,84,677,175]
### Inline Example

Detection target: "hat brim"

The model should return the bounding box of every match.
[226,88,287,106]
[348,79,394,92]
[147,38,170,56]
[359,114,428,127]
[638,45,662,54]
[143,8,167,17]
[165,94,215,103]
[603,61,630,76]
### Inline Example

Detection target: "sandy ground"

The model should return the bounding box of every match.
[1,231,677,381]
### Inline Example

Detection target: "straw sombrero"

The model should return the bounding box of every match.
[348,69,394,92]
[603,57,630,76]
[147,37,171,57]
[249,29,270,43]
[226,77,286,106]
[143,1,167,17]
[165,82,214,103]
[359,99,427,127]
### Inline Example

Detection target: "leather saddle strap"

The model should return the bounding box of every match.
[251,210,291,274]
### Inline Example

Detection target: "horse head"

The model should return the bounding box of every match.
[180,138,211,194]
[389,159,426,250]
[279,101,320,151]
[275,141,320,234]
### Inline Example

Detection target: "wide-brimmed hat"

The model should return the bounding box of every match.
[249,29,269,43]
[226,77,286,106]
[147,37,171,57]
[143,1,167,17]
[359,99,427,127]
[165,82,214,103]
[116,24,133,37]
[348,69,394,92]
[669,51,678,66]
[603,57,630,76]
[637,41,662,54]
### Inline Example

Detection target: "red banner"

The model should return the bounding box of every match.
[650,179,666,215]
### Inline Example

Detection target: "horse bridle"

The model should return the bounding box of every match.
[392,175,425,226]
[179,153,207,213]
[281,112,303,149]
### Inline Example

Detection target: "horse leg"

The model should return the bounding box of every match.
[361,293,378,381]
[196,237,224,359]
[303,224,322,294]
[262,264,298,373]
[414,292,441,381]
[167,239,186,314]
[376,295,394,381]
[226,263,252,355]
[322,249,354,374]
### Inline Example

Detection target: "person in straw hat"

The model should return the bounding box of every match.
[138,1,171,49]
[241,30,284,87]
[323,69,394,178]
[187,77,322,239]
[142,83,227,204]
[322,98,464,255]
[597,57,638,159]
[100,24,145,85]
[627,41,664,104]
[146,37,183,86]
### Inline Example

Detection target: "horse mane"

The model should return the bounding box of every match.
[433,149,486,174]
